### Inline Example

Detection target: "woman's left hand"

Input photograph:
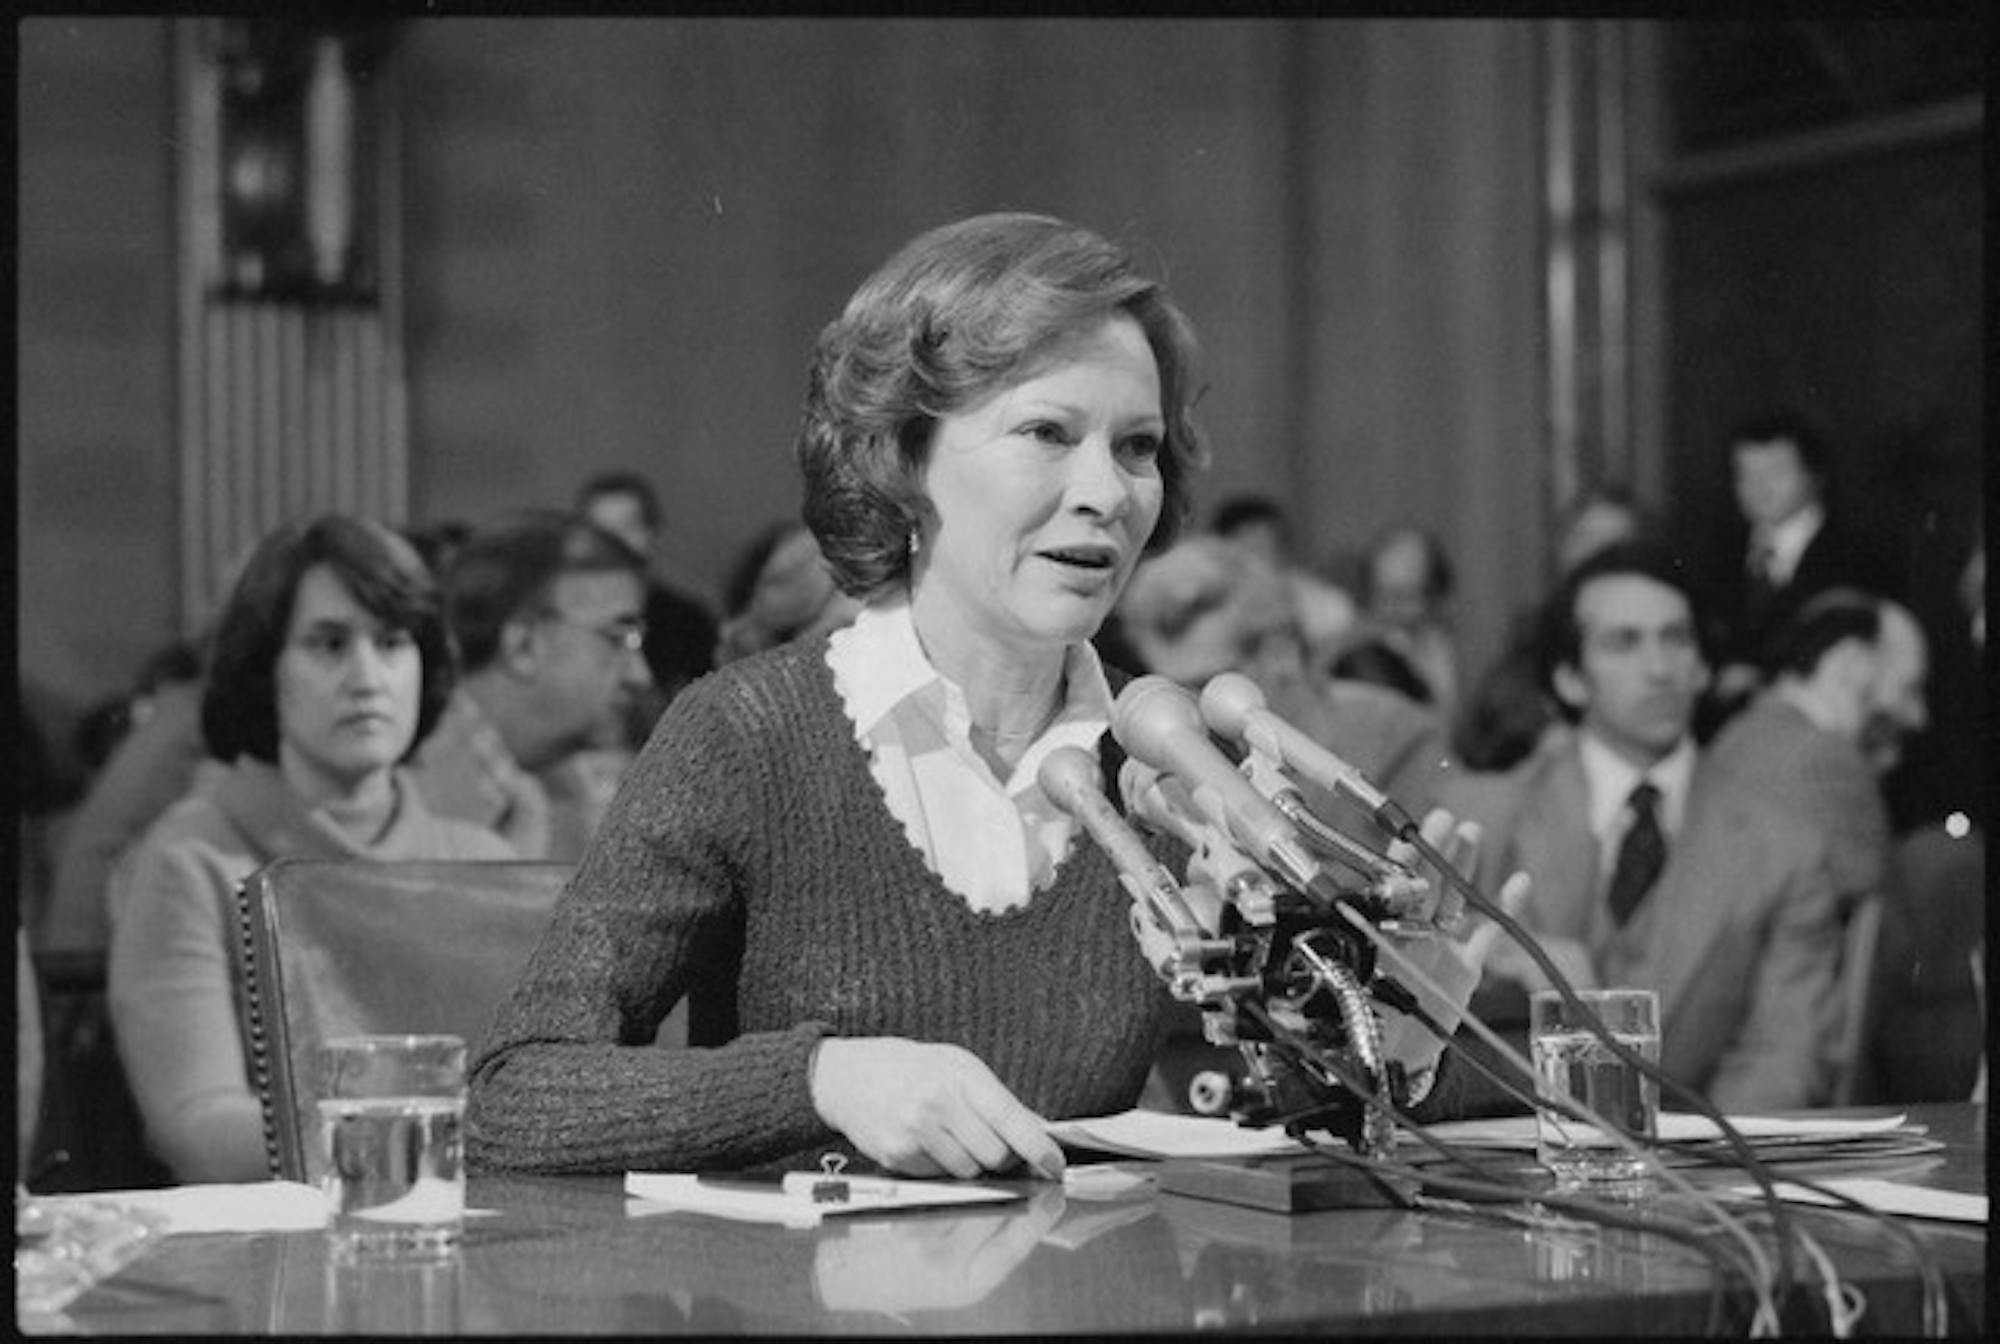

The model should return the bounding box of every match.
[1373,807,1531,1083]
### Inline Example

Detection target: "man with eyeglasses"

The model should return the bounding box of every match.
[575,470,719,711]
[408,509,653,860]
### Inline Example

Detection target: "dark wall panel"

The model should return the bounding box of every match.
[397,17,1544,682]
[1662,134,1983,590]
[17,19,178,718]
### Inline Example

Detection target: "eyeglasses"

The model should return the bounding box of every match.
[541,613,647,656]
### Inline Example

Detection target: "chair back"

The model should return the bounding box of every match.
[1829,893,1885,1106]
[230,858,571,1182]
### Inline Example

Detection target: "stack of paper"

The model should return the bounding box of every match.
[1049,1109,1946,1171]
[1045,1110,1979,1225]
[1420,1111,1941,1165]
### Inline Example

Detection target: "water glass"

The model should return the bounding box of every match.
[1529,988,1659,1191]
[319,1034,467,1257]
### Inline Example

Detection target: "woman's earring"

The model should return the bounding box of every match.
[908,527,922,561]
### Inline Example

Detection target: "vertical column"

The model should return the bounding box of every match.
[1541,20,1582,533]
[1540,18,1639,569]
[174,18,407,633]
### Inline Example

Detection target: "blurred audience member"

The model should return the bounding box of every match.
[410,509,654,860]
[107,515,511,1183]
[1699,589,1931,1101]
[1446,540,1845,1110]
[1209,492,1358,676]
[1707,589,1927,907]
[70,642,203,777]
[18,928,43,1172]
[1696,411,1905,723]
[1454,484,1651,771]
[1118,535,1451,821]
[40,541,276,956]
[1553,483,1652,576]
[41,637,219,956]
[1965,537,1985,652]
[1209,493,1290,567]
[1329,638,1432,707]
[576,470,719,710]
[19,697,70,943]
[1883,512,1985,835]
[406,518,473,580]
[714,520,860,665]
[1866,821,1985,1101]
[1865,535,1984,1101]
[1352,522,1460,718]
[41,681,214,958]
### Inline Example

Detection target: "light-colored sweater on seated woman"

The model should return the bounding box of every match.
[467,635,1180,1175]
[107,756,512,1184]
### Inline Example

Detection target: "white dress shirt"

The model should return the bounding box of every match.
[1750,500,1824,589]
[826,599,1114,914]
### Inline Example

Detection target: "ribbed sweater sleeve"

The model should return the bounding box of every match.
[467,637,1173,1174]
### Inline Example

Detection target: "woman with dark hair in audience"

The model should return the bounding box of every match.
[107,514,511,1183]
[470,213,1509,1180]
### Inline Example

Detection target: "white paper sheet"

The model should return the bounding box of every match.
[1725,1177,1986,1224]
[30,1181,328,1235]
[623,1172,1021,1227]
[1048,1110,1311,1159]
[1420,1111,1913,1150]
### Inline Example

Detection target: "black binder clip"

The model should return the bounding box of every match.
[810,1153,852,1204]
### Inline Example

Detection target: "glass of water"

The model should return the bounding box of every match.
[319,1034,466,1257]
[1529,989,1659,1193]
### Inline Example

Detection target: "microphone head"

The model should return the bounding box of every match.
[1198,671,1268,740]
[1111,676,1206,765]
[1036,744,1104,813]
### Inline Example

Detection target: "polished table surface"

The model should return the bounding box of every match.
[40,1103,1987,1336]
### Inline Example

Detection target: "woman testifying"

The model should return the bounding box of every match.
[469,213,1499,1179]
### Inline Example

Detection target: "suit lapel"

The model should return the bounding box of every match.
[1630,762,1738,1013]
[1511,746,1602,940]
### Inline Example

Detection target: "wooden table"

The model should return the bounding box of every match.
[36,1104,1987,1336]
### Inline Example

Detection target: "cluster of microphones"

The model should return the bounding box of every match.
[1046,678,1919,1335]
[1038,672,1455,1148]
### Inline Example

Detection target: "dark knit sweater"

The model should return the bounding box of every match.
[467,634,1176,1174]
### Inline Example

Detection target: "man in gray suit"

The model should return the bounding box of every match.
[1705,588,1927,906]
[1447,541,1844,1111]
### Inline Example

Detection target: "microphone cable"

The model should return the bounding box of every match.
[1196,665,1856,1311]
[1343,910,1950,1338]
[1193,672,1806,1306]
[1114,680,1948,1333]
[1384,984,1939,1338]
[1236,995,1777,1334]
[1388,823,1809,1306]
[1344,891,1805,1331]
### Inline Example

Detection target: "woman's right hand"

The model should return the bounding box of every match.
[808,1037,1066,1181]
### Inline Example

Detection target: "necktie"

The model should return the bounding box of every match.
[1745,540,1780,621]
[1747,538,1778,585]
[1607,781,1665,926]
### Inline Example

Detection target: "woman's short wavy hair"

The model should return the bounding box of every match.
[797,212,1210,600]
[202,514,456,765]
